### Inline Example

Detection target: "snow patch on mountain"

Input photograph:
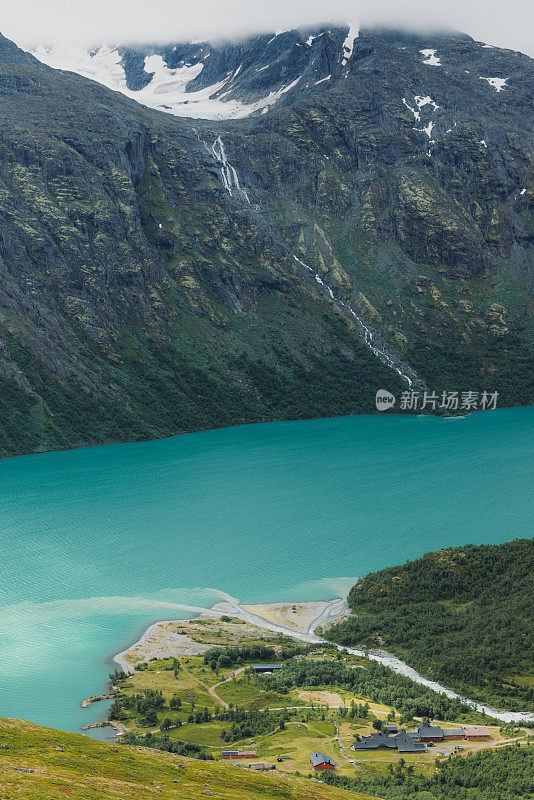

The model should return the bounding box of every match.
[420,48,441,66]
[266,30,290,45]
[421,120,435,138]
[403,97,421,121]
[415,95,440,111]
[403,95,439,122]
[30,44,303,120]
[341,23,359,65]
[31,44,127,92]
[480,76,508,92]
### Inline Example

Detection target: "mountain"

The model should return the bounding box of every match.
[30,26,359,119]
[0,27,532,456]
[326,539,534,711]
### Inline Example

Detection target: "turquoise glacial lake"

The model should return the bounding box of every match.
[0,407,532,733]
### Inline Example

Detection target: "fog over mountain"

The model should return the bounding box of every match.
[5,0,534,57]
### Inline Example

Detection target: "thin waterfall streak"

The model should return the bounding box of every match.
[293,256,420,387]
[209,135,251,203]
[197,137,419,387]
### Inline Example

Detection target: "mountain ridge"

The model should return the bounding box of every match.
[28,26,533,120]
[0,27,532,456]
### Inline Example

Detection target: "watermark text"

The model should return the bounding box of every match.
[376,389,499,412]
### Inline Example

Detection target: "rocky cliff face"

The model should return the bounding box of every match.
[0,27,532,455]
[214,29,534,379]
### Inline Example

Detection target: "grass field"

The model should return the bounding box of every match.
[111,652,518,778]
[169,720,228,746]
[0,717,382,800]
[215,677,305,708]
[104,625,528,791]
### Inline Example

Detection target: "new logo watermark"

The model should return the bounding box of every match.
[375,389,499,412]
[375,389,396,411]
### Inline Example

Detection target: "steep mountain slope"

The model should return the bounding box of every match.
[210,28,534,397]
[0,717,373,800]
[0,28,532,456]
[0,31,411,457]
[326,539,534,711]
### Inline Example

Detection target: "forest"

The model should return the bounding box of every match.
[202,643,310,671]
[326,539,534,709]
[259,660,485,722]
[320,744,534,800]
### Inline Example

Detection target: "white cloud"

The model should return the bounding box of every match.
[4,0,533,57]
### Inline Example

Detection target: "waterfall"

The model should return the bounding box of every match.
[199,126,422,387]
[294,257,423,388]
[210,136,250,202]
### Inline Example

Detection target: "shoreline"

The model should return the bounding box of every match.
[112,597,348,674]
[3,404,515,463]
[110,595,534,725]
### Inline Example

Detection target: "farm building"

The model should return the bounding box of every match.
[250,663,282,674]
[442,728,465,739]
[464,726,490,740]
[351,730,425,753]
[221,750,256,759]
[351,732,397,750]
[383,724,398,734]
[395,732,426,753]
[350,723,488,752]
[309,752,335,770]
[418,724,444,742]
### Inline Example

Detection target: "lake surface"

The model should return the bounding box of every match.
[0,407,532,733]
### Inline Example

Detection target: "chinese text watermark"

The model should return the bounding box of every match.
[375,389,499,412]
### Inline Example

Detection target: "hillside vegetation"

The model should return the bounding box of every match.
[0,717,375,800]
[320,745,534,800]
[327,539,534,710]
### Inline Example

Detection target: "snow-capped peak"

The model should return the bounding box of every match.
[27,25,360,121]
